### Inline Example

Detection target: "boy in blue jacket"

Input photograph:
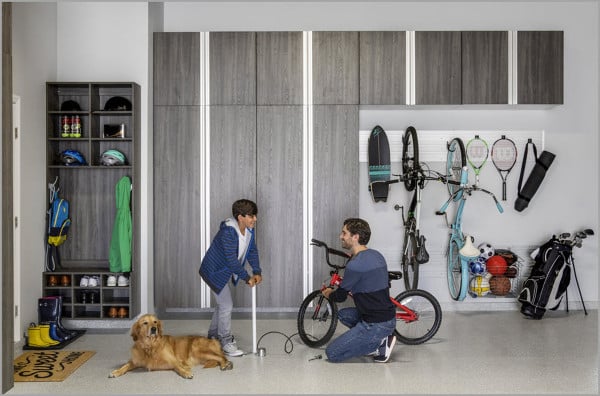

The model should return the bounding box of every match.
[199,199,262,356]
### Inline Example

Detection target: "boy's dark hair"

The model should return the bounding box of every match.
[343,218,371,245]
[232,199,258,219]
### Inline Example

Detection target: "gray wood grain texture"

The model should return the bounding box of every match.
[153,32,201,106]
[256,106,303,308]
[462,31,508,104]
[359,31,406,105]
[415,31,462,104]
[312,105,359,287]
[210,32,256,105]
[517,31,563,104]
[209,105,257,308]
[313,32,359,104]
[153,106,203,309]
[256,32,303,105]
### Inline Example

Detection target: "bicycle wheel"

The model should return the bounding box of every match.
[402,126,419,191]
[402,219,419,290]
[393,289,442,345]
[447,238,468,301]
[446,137,466,198]
[297,290,338,348]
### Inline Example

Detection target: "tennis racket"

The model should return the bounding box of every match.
[491,135,518,201]
[466,135,489,186]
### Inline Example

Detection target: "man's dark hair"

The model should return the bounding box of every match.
[343,218,371,245]
[232,199,258,219]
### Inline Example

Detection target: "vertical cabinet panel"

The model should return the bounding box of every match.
[153,106,203,310]
[256,106,304,308]
[256,32,303,105]
[359,31,406,105]
[153,32,201,106]
[209,105,257,308]
[210,32,256,105]
[312,105,359,287]
[462,31,508,104]
[415,31,462,105]
[517,31,563,104]
[313,32,359,105]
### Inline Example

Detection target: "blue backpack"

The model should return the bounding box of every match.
[47,189,71,247]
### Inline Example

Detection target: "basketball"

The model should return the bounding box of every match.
[486,255,508,276]
[469,275,491,297]
[504,265,518,278]
[489,276,511,296]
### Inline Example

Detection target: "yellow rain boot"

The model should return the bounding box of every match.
[38,324,61,346]
[27,324,51,348]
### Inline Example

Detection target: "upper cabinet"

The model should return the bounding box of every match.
[359,31,406,105]
[462,31,508,104]
[517,31,564,105]
[312,31,359,105]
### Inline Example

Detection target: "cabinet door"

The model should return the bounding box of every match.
[256,32,303,105]
[210,32,256,105]
[256,106,304,308]
[415,31,462,104]
[312,105,359,287]
[313,32,359,104]
[517,31,563,104]
[359,31,406,105]
[153,33,201,106]
[209,105,257,308]
[462,31,508,104]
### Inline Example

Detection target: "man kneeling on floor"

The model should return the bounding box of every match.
[321,218,397,363]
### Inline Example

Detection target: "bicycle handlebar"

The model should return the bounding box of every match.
[310,238,351,269]
[436,184,504,215]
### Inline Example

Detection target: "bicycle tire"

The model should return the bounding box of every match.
[297,290,338,348]
[402,220,419,290]
[447,238,468,301]
[393,289,442,345]
[402,126,420,192]
[446,137,466,198]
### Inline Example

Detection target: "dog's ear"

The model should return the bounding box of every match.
[130,320,140,342]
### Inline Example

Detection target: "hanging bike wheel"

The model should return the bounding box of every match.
[402,219,419,290]
[297,290,338,348]
[447,238,467,301]
[446,137,466,199]
[393,289,442,345]
[402,126,420,191]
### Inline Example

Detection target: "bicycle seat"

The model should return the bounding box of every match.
[388,271,403,280]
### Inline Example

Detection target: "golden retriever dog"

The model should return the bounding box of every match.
[109,314,233,379]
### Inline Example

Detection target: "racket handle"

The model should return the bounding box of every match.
[502,182,507,201]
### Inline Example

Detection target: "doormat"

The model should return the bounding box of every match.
[14,350,95,382]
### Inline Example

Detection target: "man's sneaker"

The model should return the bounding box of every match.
[373,335,396,363]
[222,341,244,357]
[79,276,90,287]
[88,276,100,287]
[106,275,117,287]
[117,275,129,287]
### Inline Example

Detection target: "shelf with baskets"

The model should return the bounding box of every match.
[45,82,140,323]
[467,248,523,298]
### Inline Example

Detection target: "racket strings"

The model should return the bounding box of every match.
[467,140,489,168]
[491,141,517,170]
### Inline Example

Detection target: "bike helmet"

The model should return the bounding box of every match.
[100,149,126,166]
[104,96,132,111]
[60,149,87,166]
[60,100,81,111]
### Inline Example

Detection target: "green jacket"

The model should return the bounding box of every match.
[109,176,132,273]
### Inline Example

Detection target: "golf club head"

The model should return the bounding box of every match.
[575,242,582,248]
[559,233,571,240]
[576,232,586,239]
[584,228,594,236]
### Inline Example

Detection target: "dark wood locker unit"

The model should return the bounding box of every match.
[415,31,462,105]
[312,31,360,105]
[359,31,407,105]
[517,31,564,104]
[44,82,139,320]
[462,31,509,104]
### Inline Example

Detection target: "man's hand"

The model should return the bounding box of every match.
[321,286,334,298]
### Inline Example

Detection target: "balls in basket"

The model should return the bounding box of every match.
[486,255,508,276]
[489,276,511,296]
[469,275,491,297]
[478,243,495,260]
[504,265,518,278]
[468,256,487,275]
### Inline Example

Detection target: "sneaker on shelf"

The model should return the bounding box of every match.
[88,276,100,287]
[373,335,397,363]
[117,275,130,287]
[79,275,90,287]
[222,340,244,357]
[106,275,117,287]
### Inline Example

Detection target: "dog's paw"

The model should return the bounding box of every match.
[221,361,233,371]
[180,370,193,379]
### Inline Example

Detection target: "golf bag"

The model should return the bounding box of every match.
[518,237,573,319]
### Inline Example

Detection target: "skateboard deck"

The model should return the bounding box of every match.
[368,125,391,202]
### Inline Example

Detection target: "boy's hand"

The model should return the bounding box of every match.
[246,277,256,287]
[252,274,263,285]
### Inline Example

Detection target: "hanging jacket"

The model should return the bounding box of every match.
[109,176,132,273]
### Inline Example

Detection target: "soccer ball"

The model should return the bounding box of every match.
[478,243,495,260]
[468,256,487,275]
[469,275,491,297]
